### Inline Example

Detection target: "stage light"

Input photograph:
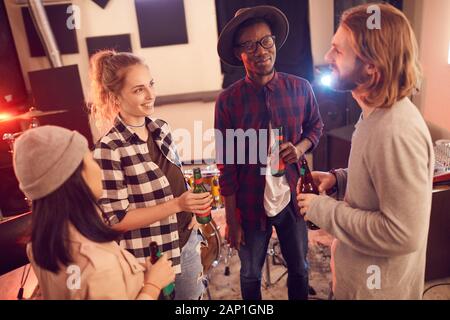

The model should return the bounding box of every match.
[320,74,333,87]
[0,113,12,121]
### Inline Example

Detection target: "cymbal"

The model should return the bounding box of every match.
[0,107,68,123]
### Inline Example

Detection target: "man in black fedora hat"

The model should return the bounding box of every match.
[214,5,323,300]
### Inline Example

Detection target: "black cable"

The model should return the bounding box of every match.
[422,283,450,297]
[308,296,326,300]
[17,264,31,300]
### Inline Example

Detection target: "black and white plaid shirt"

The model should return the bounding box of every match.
[93,116,184,273]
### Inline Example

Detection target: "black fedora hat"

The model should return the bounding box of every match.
[217,5,289,67]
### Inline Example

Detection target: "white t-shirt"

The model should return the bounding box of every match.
[264,123,291,217]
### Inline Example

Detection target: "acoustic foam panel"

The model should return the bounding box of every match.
[86,34,132,57]
[135,0,188,48]
[92,0,110,9]
[0,0,27,106]
[22,4,79,57]
[28,65,93,146]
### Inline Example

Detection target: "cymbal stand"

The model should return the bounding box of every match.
[2,132,23,154]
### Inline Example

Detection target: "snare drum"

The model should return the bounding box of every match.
[198,219,222,274]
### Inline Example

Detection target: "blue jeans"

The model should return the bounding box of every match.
[239,202,309,300]
[174,229,205,300]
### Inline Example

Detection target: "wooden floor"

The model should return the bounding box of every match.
[206,209,333,300]
[206,238,333,300]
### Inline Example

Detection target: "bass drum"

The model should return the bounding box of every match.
[198,219,222,274]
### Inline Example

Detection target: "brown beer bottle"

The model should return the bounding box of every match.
[149,241,176,300]
[187,175,194,189]
[210,175,222,210]
[270,126,286,177]
[297,157,320,230]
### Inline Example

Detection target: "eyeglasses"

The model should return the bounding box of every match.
[236,35,276,54]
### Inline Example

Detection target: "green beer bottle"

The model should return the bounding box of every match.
[271,126,286,177]
[149,241,175,300]
[192,168,212,224]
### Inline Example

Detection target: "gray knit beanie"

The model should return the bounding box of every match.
[13,125,89,200]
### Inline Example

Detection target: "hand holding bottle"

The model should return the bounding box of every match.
[310,171,337,194]
[148,243,176,300]
[279,142,303,164]
[143,254,175,293]
[296,184,320,218]
[176,190,212,214]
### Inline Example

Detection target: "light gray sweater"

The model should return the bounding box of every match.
[308,97,434,299]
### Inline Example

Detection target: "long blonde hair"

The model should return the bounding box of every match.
[340,3,422,108]
[89,50,145,134]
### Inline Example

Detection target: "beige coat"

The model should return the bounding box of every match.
[27,225,151,300]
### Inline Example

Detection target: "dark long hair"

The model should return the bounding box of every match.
[31,163,120,273]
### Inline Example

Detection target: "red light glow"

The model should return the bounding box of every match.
[0,113,13,121]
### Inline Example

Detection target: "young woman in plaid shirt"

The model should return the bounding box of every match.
[90,50,212,300]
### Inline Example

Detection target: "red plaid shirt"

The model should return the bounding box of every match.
[214,72,323,228]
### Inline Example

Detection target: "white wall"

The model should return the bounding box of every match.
[5,0,223,98]
[5,0,334,100]
[403,0,423,47]
[415,0,450,130]
[152,101,216,163]
[309,0,334,66]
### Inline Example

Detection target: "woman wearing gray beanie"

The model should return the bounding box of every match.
[13,125,175,299]
[90,50,212,300]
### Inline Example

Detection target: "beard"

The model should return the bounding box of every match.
[255,66,275,77]
[330,59,365,92]
[250,53,276,78]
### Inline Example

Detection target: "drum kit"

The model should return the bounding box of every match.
[183,168,234,298]
[1,109,233,298]
[0,107,68,218]
[1,107,68,154]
